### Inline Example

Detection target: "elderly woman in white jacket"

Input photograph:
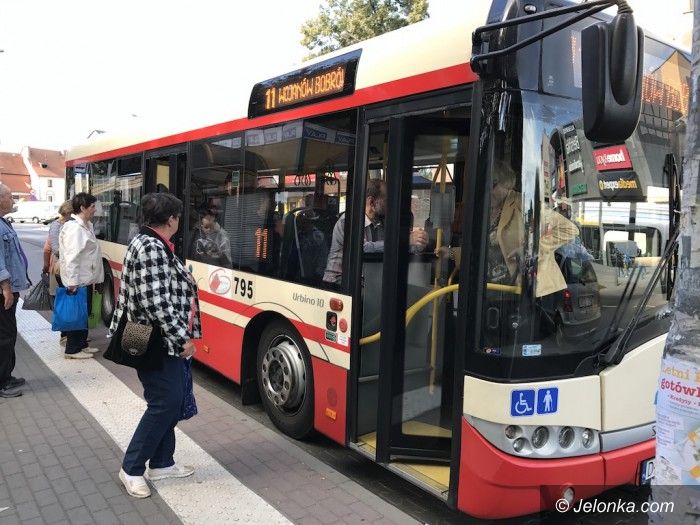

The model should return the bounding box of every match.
[58,192,104,359]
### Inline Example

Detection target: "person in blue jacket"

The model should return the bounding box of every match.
[0,183,31,398]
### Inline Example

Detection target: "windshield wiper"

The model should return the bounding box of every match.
[598,227,680,366]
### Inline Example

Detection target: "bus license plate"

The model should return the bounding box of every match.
[640,458,655,484]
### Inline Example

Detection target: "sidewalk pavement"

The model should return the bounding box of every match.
[0,305,419,525]
[0,335,181,525]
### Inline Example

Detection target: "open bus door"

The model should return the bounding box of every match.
[352,94,470,500]
[144,147,188,258]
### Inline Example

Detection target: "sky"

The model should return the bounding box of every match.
[0,0,693,153]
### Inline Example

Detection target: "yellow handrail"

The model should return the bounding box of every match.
[358,281,521,346]
[487,282,521,294]
[429,228,444,393]
[359,284,458,345]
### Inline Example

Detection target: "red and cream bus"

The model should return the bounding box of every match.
[65,1,689,518]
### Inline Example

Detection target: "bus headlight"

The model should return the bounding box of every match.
[513,437,527,453]
[532,427,549,449]
[504,425,519,439]
[559,427,575,448]
[467,416,600,459]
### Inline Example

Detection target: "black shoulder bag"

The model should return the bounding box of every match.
[104,228,175,371]
[104,312,166,371]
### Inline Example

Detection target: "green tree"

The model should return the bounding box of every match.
[301,0,429,58]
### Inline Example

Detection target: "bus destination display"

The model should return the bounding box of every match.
[249,50,361,118]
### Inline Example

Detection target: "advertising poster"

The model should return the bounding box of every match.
[656,355,700,485]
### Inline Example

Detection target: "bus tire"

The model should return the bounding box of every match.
[257,320,314,439]
[32,217,39,224]
[102,262,115,326]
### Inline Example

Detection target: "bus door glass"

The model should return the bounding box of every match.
[357,107,468,470]
[145,150,188,257]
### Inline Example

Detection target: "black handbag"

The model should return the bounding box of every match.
[104,311,165,371]
[122,321,152,356]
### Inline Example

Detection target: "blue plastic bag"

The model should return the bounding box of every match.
[52,287,88,332]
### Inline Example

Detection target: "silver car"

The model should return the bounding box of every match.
[553,252,601,345]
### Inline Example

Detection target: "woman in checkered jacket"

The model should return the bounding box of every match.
[112,192,202,499]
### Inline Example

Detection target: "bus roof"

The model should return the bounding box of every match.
[66,3,687,166]
[66,5,490,164]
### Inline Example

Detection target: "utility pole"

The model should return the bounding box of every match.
[652,0,700,521]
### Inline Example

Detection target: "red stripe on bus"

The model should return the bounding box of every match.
[198,289,262,316]
[67,63,476,166]
[198,289,350,353]
[292,320,350,354]
[107,268,349,352]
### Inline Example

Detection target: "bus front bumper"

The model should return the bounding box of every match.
[457,418,653,518]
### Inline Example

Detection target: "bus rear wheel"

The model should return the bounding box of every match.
[101,263,115,326]
[257,320,314,439]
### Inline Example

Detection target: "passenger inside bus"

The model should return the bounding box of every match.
[188,208,232,267]
[444,164,578,297]
[322,179,428,285]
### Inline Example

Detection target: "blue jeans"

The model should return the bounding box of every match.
[122,356,184,476]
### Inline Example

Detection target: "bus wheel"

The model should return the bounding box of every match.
[101,263,115,326]
[257,320,314,439]
[32,217,39,224]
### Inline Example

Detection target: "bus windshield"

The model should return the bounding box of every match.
[470,34,689,381]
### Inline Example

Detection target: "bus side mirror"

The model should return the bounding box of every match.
[581,13,644,144]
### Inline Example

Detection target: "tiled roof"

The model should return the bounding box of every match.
[0,152,29,177]
[0,173,31,194]
[27,147,65,178]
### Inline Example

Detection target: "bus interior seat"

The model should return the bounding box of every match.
[280,211,300,280]
[280,207,336,284]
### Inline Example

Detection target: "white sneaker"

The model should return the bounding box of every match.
[119,468,151,498]
[64,351,94,359]
[83,347,100,353]
[145,464,195,481]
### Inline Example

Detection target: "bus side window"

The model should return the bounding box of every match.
[296,207,335,284]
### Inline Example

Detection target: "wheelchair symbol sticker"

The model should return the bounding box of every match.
[511,390,536,416]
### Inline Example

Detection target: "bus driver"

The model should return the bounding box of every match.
[323,179,428,285]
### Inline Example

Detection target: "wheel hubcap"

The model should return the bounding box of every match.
[261,336,306,413]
